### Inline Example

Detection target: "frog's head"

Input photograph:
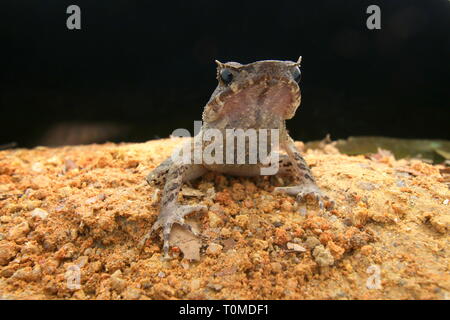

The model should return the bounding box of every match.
[202,58,302,125]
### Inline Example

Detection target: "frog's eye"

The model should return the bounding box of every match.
[220,68,233,85]
[291,67,301,83]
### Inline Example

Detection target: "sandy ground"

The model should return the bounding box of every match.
[0,138,449,300]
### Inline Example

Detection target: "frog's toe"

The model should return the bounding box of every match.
[142,204,207,258]
[275,185,332,211]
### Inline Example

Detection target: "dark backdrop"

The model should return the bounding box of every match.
[1,0,449,147]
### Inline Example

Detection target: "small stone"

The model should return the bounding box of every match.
[313,245,334,267]
[8,221,30,240]
[31,162,44,173]
[72,290,86,300]
[270,262,282,273]
[253,239,269,250]
[64,159,78,172]
[11,266,41,282]
[287,242,307,252]
[206,243,223,256]
[0,242,18,265]
[220,228,231,238]
[443,199,449,205]
[234,214,249,228]
[305,236,321,249]
[157,271,166,278]
[21,241,40,254]
[430,215,450,234]
[30,175,51,189]
[208,211,223,228]
[181,260,190,270]
[122,287,141,300]
[56,243,77,259]
[207,283,223,291]
[111,270,127,292]
[190,279,201,291]
[76,256,89,268]
[31,208,48,220]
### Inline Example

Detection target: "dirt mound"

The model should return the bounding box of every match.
[0,139,448,299]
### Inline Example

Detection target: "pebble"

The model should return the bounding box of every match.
[270,262,283,273]
[64,159,77,172]
[208,211,223,228]
[287,242,307,252]
[207,283,223,291]
[110,270,127,292]
[190,279,201,291]
[8,221,30,240]
[206,243,223,256]
[305,236,320,249]
[430,215,450,234]
[312,245,334,267]
[122,287,141,299]
[11,266,41,282]
[31,208,48,220]
[30,175,51,189]
[31,162,44,173]
[0,242,18,265]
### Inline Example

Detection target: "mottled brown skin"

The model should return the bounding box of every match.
[144,58,331,257]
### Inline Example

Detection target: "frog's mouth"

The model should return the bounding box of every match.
[220,77,301,123]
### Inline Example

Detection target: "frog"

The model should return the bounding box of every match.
[144,58,332,257]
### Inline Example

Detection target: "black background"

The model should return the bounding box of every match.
[1,0,449,147]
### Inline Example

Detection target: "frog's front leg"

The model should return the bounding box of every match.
[143,159,207,257]
[275,137,332,210]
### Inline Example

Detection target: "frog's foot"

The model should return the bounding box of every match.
[140,204,207,258]
[274,184,333,211]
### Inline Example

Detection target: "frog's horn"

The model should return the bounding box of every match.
[287,56,302,67]
[215,60,243,70]
[215,60,225,69]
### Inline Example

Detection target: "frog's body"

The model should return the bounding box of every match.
[144,58,331,256]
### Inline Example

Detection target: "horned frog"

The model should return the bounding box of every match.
[144,58,332,257]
